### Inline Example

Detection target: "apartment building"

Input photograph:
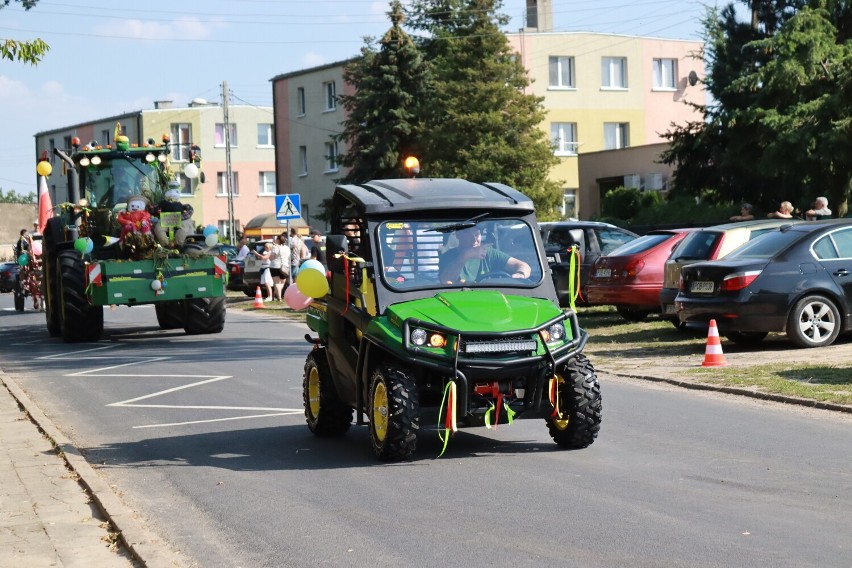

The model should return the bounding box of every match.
[33,99,276,238]
[270,1,704,221]
[271,60,353,232]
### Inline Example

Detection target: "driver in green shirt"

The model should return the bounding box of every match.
[439,226,530,284]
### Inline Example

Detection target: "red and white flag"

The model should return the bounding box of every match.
[38,175,53,234]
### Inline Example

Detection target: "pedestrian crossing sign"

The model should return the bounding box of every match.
[275,193,301,220]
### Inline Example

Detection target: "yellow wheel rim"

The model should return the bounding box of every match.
[372,381,388,443]
[552,374,569,430]
[308,366,321,419]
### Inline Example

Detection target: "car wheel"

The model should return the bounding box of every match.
[546,354,602,449]
[616,306,650,322]
[725,331,768,345]
[786,295,840,348]
[303,349,352,436]
[368,364,419,461]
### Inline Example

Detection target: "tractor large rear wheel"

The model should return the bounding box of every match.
[58,250,103,342]
[546,354,602,449]
[368,365,419,461]
[42,219,62,336]
[303,349,352,436]
[183,296,226,335]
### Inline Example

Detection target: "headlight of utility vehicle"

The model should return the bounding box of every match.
[541,322,566,343]
[410,327,447,348]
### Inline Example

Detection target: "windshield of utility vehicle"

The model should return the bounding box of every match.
[80,156,162,209]
[377,219,543,290]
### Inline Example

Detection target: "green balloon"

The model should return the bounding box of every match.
[74,238,88,253]
[17,253,29,266]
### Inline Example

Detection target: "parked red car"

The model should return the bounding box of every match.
[585,228,697,321]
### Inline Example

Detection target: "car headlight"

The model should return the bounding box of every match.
[410,327,447,348]
[543,323,566,342]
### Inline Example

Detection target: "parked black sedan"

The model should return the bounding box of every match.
[676,219,852,348]
[1,261,19,293]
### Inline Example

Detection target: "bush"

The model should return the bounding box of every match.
[598,187,739,230]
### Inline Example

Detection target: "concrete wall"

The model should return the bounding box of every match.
[0,203,37,260]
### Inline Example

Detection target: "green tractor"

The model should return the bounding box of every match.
[41,129,227,342]
[302,178,601,460]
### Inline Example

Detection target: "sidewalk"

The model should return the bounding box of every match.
[0,372,182,568]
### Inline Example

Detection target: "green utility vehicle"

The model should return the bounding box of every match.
[41,130,227,342]
[303,178,601,460]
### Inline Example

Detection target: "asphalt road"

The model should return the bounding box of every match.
[1,295,851,568]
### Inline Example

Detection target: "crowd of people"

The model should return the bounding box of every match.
[730,197,834,222]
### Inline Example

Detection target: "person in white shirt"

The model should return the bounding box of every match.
[236,235,250,261]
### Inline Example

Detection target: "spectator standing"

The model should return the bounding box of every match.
[805,197,832,220]
[289,228,308,278]
[235,235,250,261]
[309,229,327,268]
[730,203,755,221]
[253,242,274,300]
[14,229,30,258]
[767,201,794,219]
[272,234,290,300]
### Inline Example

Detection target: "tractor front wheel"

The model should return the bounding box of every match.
[368,365,419,461]
[58,250,103,342]
[546,354,602,449]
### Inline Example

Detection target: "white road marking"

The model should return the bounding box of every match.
[133,411,303,429]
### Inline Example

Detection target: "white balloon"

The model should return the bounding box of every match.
[205,234,218,247]
[184,163,199,179]
[151,279,162,291]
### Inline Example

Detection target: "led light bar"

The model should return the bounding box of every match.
[464,340,537,354]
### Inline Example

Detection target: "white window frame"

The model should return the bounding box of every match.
[550,122,578,156]
[324,141,339,173]
[548,56,575,89]
[257,123,274,147]
[258,171,276,195]
[322,81,336,111]
[653,58,678,90]
[174,173,193,197]
[604,122,630,150]
[214,123,238,147]
[299,146,308,176]
[217,171,239,197]
[297,87,306,116]
[562,189,577,219]
[170,123,191,162]
[601,57,627,89]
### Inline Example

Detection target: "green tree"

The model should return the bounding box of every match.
[1,0,49,64]
[0,188,36,204]
[662,0,852,216]
[405,0,563,217]
[337,1,431,183]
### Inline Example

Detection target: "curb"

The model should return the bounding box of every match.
[606,370,852,414]
[1,372,185,568]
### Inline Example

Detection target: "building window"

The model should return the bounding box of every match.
[653,58,678,90]
[550,122,578,156]
[548,56,575,89]
[170,123,191,161]
[258,172,276,195]
[215,123,238,147]
[101,129,111,146]
[217,171,239,196]
[297,87,306,116]
[601,57,627,89]
[299,146,307,176]
[562,189,577,219]
[322,81,336,111]
[63,136,72,152]
[324,141,339,172]
[48,139,55,163]
[604,122,630,150]
[257,123,273,147]
[174,173,193,196]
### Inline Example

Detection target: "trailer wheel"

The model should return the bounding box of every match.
[183,296,226,335]
[155,301,185,329]
[303,349,352,436]
[547,354,602,449]
[13,286,25,312]
[368,365,419,461]
[58,250,103,342]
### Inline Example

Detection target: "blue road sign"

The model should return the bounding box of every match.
[275,193,301,220]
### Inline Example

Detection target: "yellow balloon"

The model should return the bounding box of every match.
[36,161,52,177]
[296,266,329,298]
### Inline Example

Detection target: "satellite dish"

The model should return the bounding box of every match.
[688,70,699,87]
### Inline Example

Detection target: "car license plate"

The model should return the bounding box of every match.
[690,281,714,293]
[664,303,677,314]
[595,268,611,278]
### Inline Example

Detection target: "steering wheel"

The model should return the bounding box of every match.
[476,271,514,282]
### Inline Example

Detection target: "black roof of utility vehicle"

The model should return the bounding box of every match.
[335,178,535,215]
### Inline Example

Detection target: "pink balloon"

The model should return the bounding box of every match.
[284,283,312,310]
[31,240,43,256]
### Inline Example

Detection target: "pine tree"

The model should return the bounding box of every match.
[406,0,562,216]
[336,1,430,183]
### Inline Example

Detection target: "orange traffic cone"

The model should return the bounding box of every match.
[701,319,727,367]
[253,286,264,309]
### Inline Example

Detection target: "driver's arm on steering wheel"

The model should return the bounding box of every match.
[504,256,531,279]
